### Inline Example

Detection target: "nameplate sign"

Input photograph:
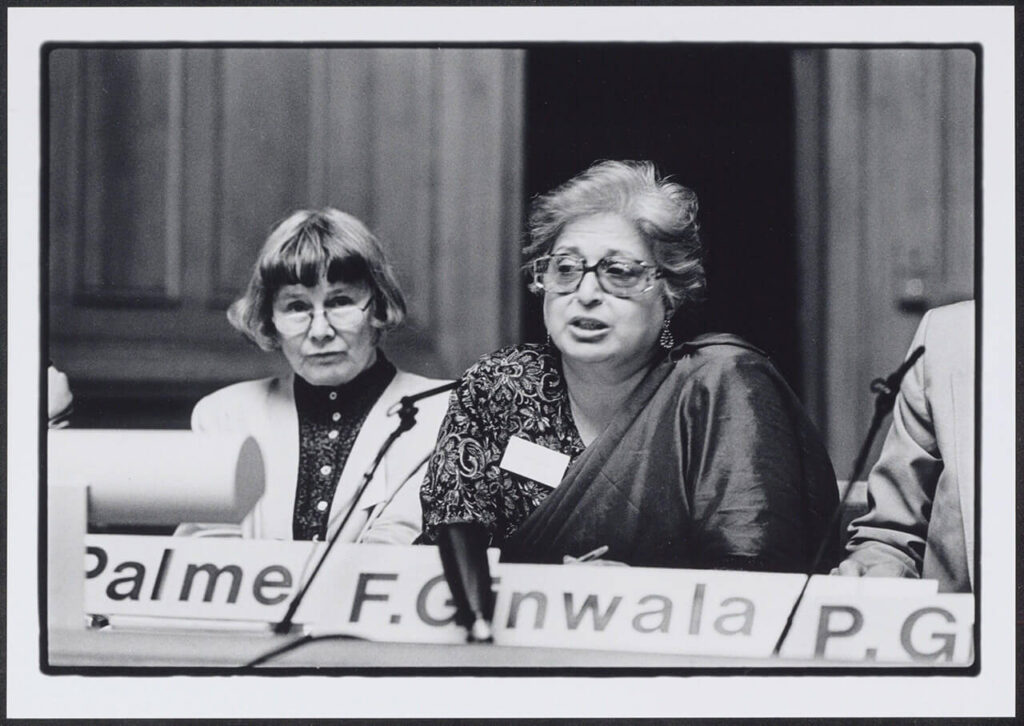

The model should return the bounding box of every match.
[780,577,974,664]
[490,563,805,658]
[84,535,471,644]
[82,536,973,664]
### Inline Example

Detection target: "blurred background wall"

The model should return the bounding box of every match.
[47,45,975,471]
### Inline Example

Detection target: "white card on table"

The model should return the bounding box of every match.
[498,435,571,489]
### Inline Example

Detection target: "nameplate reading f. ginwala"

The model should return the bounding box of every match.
[81,536,973,664]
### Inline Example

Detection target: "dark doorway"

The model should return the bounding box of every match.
[523,44,800,390]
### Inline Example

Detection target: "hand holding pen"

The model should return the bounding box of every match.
[562,545,627,566]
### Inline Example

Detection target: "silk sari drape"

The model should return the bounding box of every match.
[500,335,841,572]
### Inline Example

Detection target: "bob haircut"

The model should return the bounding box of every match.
[228,208,407,350]
[524,160,705,312]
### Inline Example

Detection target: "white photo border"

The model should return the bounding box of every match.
[7,5,1015,718]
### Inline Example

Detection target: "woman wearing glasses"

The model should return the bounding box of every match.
[420,160,839,574]
[183,208,450,543]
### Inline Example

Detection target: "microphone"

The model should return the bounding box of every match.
[771,346,925,657]
[239,456,436,669]
[388,379,461,412]
[266,379,460,638]
[870,345,925,415]
[437,522,495,643]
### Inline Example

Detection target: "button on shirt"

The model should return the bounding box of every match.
[291,354,397,541]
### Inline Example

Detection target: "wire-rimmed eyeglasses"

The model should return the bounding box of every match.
[529,254,661,298]
[272,297,372,337]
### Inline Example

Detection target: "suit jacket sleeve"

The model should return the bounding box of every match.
[842,310,940,577]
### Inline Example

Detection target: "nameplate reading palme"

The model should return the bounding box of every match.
[81,535,973,664]
[498,435,570,488]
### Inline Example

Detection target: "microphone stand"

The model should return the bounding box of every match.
[268,379,459,637]
[771,346,925,657]
[238,443,446,670]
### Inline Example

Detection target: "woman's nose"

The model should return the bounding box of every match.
[574,268,603,304]
[307,309,336,340]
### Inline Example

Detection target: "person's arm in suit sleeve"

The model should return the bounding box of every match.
[838,311,940,578]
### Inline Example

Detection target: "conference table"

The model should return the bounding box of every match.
[45,433,973,672]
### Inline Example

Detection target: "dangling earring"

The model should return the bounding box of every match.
[659,318,675,350]
[545,332,552,347]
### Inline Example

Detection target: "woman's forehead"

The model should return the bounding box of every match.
[275,279,367,299]
[553,213,651,260]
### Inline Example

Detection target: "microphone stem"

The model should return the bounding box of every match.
[272,406,416,635]
[772,347,923,657]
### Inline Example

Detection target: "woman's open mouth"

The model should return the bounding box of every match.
[568,317,610,339]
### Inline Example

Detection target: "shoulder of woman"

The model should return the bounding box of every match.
[668,333,781,387]
[463,342,553,380]
[390,368,451,391]
[192,376,288,425]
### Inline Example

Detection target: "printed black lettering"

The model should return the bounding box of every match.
[179,563,242,603]
[150,548,173,600]
[85,545,107,579]
[415,574,457,627]
[900,607,957,662]
[814,605,864,657]
[252,565,293,605]
[507,591,547,629]
[713,597,754,635]
[688,583,705,635]
[105,561,146,600]
[564,593,621,631]
[349,572,397,622]
[632,595,672,633]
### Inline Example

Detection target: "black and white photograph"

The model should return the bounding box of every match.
[7,5,1016,720]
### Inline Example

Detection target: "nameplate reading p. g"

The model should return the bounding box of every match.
[499,436,570,489]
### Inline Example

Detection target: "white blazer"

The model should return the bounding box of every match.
[186,369,451,544]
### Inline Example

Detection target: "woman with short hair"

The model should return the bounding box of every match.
[421,160,839,573]
[185,208,449,543]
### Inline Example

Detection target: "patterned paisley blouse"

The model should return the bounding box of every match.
[419,343,584,546]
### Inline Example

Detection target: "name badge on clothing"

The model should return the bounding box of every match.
[499,436,570,489]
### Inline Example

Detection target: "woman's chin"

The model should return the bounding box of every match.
[555,338,620,365]
[554,335,658,370]
[299,363,358,387]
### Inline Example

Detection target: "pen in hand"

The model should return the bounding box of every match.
[563,545,609,564]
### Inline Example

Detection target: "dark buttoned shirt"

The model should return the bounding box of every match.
[292,354,396,540]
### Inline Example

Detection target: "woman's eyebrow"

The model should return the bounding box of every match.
[274,289,307,302]
[603,249,639,258]
[325,286,356,294]
[551,247,640,260]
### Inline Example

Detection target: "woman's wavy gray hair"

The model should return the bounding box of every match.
[524,160,705,312]
[228,208,407,351]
